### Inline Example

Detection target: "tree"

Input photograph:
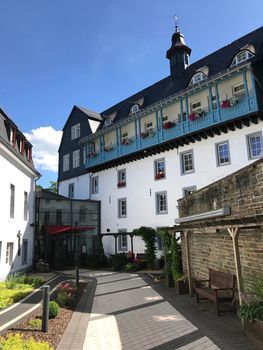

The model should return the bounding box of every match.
[46,181,58,193]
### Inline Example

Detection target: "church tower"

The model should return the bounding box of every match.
[166,21,191,81]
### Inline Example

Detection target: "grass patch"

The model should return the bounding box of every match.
[28,318,42,330]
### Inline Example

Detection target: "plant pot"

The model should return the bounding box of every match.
[175,279,189,294]
[244,320,263,344]
[166,275,174,288]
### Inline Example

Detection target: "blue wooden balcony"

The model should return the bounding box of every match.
[86,94,258,169]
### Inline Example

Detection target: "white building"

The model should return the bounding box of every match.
[58,25,263,257]
[0,108,39,280]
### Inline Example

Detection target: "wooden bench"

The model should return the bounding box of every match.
[194,269,235,316]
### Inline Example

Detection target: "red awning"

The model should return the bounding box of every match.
[47,225,95,236]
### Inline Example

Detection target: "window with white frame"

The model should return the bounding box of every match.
[189,72,206,85]
[68,183,74,199]
[231,50,254,67]
[191,101,202,113]
[22,240,28,265]
[233,83,245,98]
[117,169,126,187]
[211,94,217,110]
[183,186,197,197]
[162,115,169,122]
[216,141,230,166]
[118,230,128,251]
[63,154,70,172]
[122,132,128,142]
[156,192,167,214]
[247,132,263,159]
[145,121,153,131]
[24,191,28,221]
[71,123,80,140]
[118,198,127,218]
[181,150,194,174]
[10,184,15,219]
[5,242,13,266]
[72,149,80,168]
[154,158,165,180]
[130,104,140,115]
[91,176,99,194]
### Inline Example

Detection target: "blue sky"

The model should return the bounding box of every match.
[0,0,262,187]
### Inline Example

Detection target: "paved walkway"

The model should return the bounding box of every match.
[59,270,261,350]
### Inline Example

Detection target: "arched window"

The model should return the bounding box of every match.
[130,104,140,115]
[189,72,207,86]
[231,50,254,67]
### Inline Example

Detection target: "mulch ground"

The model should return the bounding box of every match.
[3,282,87,349]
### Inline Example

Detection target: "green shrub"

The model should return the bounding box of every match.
[124,263,140,272]
[0,287,33,309]
[133,227,157,269]
[24,276,45,288]
[28,318,42,329]
[238,301,263,322]
[56,290,71,307]
[112,253,128,271]
[49,301,60,319]
[0,333,52,349]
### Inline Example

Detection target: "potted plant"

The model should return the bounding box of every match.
[88,152,97,158]
[104,145,113,152]
[189,112,196,121]
[221,99,231,108]
[238,274,263,343]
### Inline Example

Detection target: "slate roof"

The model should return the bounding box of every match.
[98,25,263,127]
[0,108,40,176]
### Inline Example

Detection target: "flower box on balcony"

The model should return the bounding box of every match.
[104,145,113,152]
[155,172,165,180]
[122,138,132,145]
[189,113,196,121]
[141,130,155,139]
[163,121,175,129]
[88,152,97,158]
[117,181,126,188]
[221,99,231,108]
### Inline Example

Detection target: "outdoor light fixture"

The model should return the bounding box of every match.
[174,206,230,224]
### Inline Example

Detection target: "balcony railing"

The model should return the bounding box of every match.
[86,94,258,168]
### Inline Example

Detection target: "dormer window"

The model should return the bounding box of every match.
[231,50,254,67]
[189,72,207,86]
[130,104,140,115]
[104,117,112,127]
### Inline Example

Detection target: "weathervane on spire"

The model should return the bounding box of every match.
[173,14,179,32]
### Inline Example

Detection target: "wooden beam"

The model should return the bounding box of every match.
[227,227,244,305]
[184,230,193,296]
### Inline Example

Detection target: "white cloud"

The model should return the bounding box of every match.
[24,126,62,172]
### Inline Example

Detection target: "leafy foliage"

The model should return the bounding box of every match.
[49,301,60,319]
[133,227,157,269]
[46,181,58,193]
[170,235,183,281]
[159,228,172,275]
[28,318,42,330]
[238,273,263,322]
[124,262,140,272]
[0,333,52,349]
[112,253,129,271]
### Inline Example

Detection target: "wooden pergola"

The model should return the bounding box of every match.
[174,211,263,305]
[100,232,135,255]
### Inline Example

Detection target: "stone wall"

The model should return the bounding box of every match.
[178,159,263,221]
[178,158,263,286]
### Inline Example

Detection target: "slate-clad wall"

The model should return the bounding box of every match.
[178,159,263,283]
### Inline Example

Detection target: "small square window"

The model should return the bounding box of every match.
[117,169,126,188]
[182,186,197,197]
[156,192,167,214]
[233,83,245,98]
[181,150,194,174]
[216,141,230,166]
[191,101,201,113]
[118,198,127,218]
[145,121,153,130]
[154,159,165,180]
[91,176,99,194]
[247,132,263,159]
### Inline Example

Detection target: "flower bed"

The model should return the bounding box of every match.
[3,281,86,350]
